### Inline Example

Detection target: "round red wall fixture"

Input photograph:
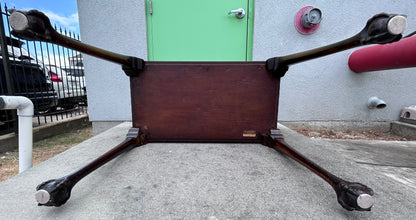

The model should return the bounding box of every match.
[295,6,322,35]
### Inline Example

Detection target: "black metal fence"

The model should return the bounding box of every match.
[0,3,87,135]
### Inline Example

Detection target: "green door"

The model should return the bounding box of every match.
[146,0,253,61]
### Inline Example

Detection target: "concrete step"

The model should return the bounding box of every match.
[391,120,416,139]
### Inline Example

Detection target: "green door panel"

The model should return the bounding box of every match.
[146,0,253,61]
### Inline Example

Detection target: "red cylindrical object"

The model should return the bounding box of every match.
[348,36,416,73]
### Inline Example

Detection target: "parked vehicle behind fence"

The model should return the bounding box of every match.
[47,65,86,109]
[0,4,88,135]
[0,37,58,113]
[0,38,58,133]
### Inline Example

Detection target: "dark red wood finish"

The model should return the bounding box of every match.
[17,10,393,210]
[130,62,280,142]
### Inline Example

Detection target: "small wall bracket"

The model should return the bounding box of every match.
[122,57,145,77]
[265,57,289,77]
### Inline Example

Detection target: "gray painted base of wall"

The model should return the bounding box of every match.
[94,120,416,140]
[279,120,392,132]
[93,120,393,137]
[92,121,129,135]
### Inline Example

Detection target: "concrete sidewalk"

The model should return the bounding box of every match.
[0,122,415,219]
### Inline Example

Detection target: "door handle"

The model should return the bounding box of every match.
[228,8,245,19]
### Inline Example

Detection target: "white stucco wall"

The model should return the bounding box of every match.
[77,0,148,122]
[253,0,416,124]
[78,0,416,131]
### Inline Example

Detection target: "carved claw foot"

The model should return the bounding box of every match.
[35,176,75,207]
[335,181,375,211]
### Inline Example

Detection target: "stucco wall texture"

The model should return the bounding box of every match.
[77,0,416,128]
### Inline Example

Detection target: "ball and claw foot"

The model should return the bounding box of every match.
[35,177,74,207]
[335,181,375,211]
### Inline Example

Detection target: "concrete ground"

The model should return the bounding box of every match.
[0,122,415,219]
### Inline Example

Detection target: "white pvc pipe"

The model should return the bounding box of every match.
[0,96,34,173]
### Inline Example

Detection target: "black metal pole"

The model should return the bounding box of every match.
[0,5,14,95]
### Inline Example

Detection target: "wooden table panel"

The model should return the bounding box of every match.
[130,62,280,142]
